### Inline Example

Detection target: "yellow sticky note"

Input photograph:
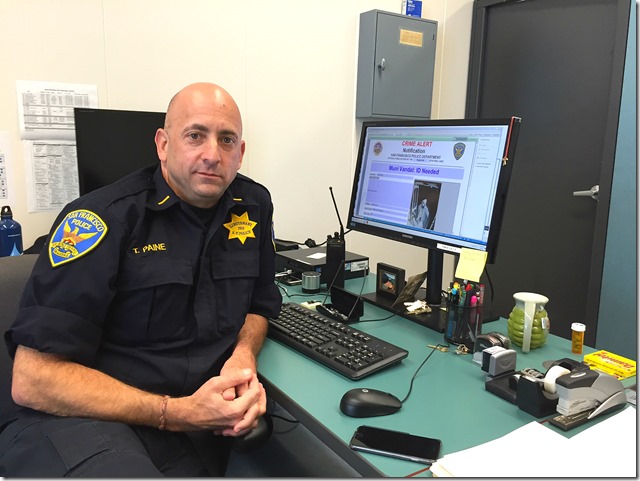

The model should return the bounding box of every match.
[454,248,488,282]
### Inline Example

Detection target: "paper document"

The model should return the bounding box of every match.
[0,132,11,201]
[24,140,79,212]
[430,407,636,477]
[16,80,98,140]
[15,80,98,211]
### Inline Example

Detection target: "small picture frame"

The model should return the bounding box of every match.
[376,263,405,299]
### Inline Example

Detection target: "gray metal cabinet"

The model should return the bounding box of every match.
[356,10,437,119]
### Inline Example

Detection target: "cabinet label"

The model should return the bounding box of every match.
[399,29,423,47]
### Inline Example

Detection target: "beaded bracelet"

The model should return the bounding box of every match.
[159,395,170,430]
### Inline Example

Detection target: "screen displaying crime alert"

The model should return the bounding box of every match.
[348,119,513,255]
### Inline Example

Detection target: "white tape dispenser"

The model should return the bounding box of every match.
[515,358,586,417]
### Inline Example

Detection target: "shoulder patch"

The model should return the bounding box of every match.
[49,209,108,267]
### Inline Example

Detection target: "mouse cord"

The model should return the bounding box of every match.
[357,313,395,323]
[266,397,300,435]
[399,343,448,404]
[276,282,290,297]
[277,281,330,300]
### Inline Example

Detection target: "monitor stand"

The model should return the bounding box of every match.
[360,250,500,333]
[361,249,448,332]
[361,291,447,333]
[362,290,499,336]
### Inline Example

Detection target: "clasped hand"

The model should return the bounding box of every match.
[175,367,266,436]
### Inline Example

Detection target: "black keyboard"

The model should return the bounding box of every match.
[268,303,409,380]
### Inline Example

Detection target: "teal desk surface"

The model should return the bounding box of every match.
[258,275,636,477]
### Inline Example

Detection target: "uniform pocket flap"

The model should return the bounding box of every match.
[211,250,259,279]
[117,257,193,291]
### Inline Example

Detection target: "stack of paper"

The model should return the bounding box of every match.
[430,407,636,477]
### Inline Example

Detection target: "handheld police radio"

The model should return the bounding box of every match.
[324,187,345,288]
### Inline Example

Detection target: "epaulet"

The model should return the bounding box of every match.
[234,172,256,185]
[232,173,271,196]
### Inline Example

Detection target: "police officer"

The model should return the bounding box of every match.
[0,82,282,476]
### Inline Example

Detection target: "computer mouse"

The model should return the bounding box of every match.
[340,388,402,417]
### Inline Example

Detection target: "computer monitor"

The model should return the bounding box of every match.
[347,117,521,305]
[74,107,165,195]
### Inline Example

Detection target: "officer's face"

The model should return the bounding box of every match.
[156,84,245,208]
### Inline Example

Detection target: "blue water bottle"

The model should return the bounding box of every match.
[0,205,23,257]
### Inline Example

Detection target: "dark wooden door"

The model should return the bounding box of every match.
[465,0,631,345]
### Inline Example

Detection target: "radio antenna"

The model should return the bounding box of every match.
[329,186,344,240]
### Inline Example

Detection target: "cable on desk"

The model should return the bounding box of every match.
[357,313,395,323]
[276,282,289,297]
[279,229,353,249]
[399,343,449,404]
[484,265,495,304]
[276,281,330,300]
[270,413,299,424]
[266,397,300,436]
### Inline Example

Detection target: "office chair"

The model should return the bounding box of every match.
[0,254,38,419]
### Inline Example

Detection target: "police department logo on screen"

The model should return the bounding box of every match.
[49,209,108,267]
[453,142,466,160]
[373,142,383,155]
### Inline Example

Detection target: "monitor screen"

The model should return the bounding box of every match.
[74,107,165,195]
[347,117,521,303]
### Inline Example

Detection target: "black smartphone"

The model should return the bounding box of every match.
[349,425,442,465]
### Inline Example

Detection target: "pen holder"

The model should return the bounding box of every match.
[444,301,483,350]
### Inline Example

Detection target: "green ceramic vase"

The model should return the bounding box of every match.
[507,292,550,351]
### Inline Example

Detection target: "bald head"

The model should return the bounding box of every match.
[164,82,243,135]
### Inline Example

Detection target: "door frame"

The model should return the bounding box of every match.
[464,0,631,344]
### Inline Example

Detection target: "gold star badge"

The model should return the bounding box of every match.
[224,212,257,244]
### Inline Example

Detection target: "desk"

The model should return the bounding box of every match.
[258,275,635,477]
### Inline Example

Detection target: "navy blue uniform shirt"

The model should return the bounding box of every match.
[5,165,282,404]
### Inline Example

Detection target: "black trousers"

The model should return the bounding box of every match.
[0,411,232,477]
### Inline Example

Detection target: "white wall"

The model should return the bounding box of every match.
[0,0,474,286]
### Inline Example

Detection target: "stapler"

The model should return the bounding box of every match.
[551,368,627,426]
[515,357,627,425]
